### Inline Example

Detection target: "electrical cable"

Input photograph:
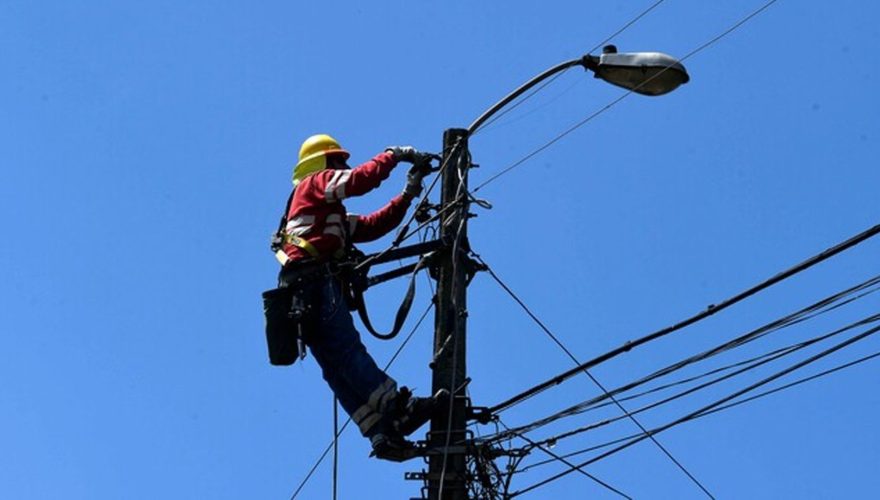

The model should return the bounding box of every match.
[509,321,880,497]
[487,222,880,416]
[354,138,466,272]
[586,0,669,55]
[332,397,338,500]
[476,255,716,499]
[517,348,880,475]
[483,274,880,440]
[473,0,780,193]
[500,421,633,499]
[555,319,872,417]
[521,313,880,451]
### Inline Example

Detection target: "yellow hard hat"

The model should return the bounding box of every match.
[292,134,351,185]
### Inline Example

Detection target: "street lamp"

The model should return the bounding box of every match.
[468,45,689,134]
[427,45,689,500]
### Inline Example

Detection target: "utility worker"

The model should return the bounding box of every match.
[275,134,446,460]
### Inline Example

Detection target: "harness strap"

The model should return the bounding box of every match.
[271,187,334,264]
[350,256,428,341]
[284,233,322,258]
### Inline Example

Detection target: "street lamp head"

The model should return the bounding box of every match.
[466,45,690,133]
[582,45,689,96]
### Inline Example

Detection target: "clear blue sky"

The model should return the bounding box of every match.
[2,1,878,499]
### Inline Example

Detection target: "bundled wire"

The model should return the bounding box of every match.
[482,274,880,442]
[475,253,716,498]
[509,320,880,497]
[517,312,880,452]
[513,347,880,477]
[487,223,880,417]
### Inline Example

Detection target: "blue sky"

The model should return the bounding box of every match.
[2,1,878,499]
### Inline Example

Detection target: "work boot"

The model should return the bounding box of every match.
[392,387,451,437]
[370,433,417,462]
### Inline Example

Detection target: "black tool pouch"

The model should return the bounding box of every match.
[261,285,313,366]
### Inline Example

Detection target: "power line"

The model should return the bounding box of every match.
[484,274,880,440]
[473,0,781,193]
[354,137,466,271]
[519,313,880,451]
[476,255,716,499]
[515,346,880,475]
[332,397,339,500]
[587,0,669,55]
[509,321,880,497]
[500,421,633,499]
[487,222,880,416]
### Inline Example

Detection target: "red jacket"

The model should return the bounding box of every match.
[282,151,411,262]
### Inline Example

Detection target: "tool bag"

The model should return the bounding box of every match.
[262,186,317,366]
[261,285,307,366]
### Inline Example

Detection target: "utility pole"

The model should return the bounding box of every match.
[415,49,689,498]
[428,128,470,499]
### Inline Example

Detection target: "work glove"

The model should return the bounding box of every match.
[403,161,432,199]
[385,145,424,164]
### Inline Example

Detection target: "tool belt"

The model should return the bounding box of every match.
[261,259,331,366]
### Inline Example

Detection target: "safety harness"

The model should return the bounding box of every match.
[270,189,344,266]
[267,188,440,356]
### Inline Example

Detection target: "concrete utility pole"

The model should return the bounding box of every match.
[427,128,471,500]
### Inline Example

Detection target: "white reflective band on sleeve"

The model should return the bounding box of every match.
[325,170,351,202]
[347,214,359,235]
[376,387,397,414]
[323,225,344,239]
[285,215,315,236]
[325,214,343,224]
[352,404,373,424]
[357,412,382,435]
[367,378,398,413]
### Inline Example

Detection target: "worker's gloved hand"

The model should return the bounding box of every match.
[385,145,422,164]
[403,162,432,198]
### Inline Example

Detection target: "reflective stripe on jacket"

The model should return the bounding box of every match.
[282,151,411,262]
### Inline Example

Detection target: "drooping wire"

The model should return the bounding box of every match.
[587,0,669,55]
[475,254,716,499]
[550,302,879,418]
[473,0,781,193]
[484,274,880,441]
[517,348,880,476]
[498,420,633,499]
[289,303,435,500]
[509,321,880,497]
[488,222,880,417]
[332,397,339,500]
[519,313,880,451]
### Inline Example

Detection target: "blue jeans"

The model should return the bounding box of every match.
[306,275,398,444]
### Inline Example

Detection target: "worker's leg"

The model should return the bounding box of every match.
[309,276,399,443]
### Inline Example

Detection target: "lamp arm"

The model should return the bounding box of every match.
[467,56,598,135]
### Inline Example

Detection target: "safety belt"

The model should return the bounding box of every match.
[271,189,321,265]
